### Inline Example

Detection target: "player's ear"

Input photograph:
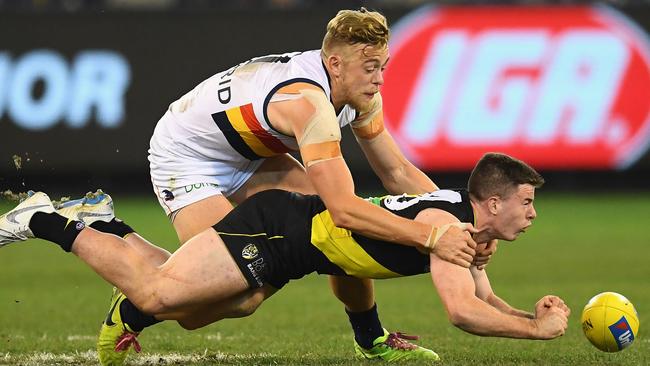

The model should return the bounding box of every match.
[487,196,500,215]
[326,53,344,77]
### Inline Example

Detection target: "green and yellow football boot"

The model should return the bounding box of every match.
[97,288,141,366]
[354,328,440,362]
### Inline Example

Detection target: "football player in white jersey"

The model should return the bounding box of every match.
[144,7,481,361]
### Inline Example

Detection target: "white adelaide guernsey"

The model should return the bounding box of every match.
[149,50,357,214]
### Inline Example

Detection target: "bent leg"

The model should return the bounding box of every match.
[165,285,278,330]
[329,276,375,312]
[124,233,171,266]
[71,227,249,314]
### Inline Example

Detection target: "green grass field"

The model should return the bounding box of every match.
[1,192,649,365]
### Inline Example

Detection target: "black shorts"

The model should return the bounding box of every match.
[219,232,276,288]
[214,189,344,289]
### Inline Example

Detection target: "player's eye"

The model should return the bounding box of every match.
[365,64,379,73]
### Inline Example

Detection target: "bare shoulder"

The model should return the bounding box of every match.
[267,84,327,134]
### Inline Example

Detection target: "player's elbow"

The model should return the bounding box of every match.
[447,310,470,329]
[328,206,355,229]
[445,303,473,330]
[323,198,358,229]
[379,169,406,193]
[327,204,358,230]
[378,161,419,194]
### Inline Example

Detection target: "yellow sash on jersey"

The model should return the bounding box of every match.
[310,210,400,279]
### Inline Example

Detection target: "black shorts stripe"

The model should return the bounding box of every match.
[211,110,261,160]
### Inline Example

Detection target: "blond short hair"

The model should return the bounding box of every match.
[322,8,389,55]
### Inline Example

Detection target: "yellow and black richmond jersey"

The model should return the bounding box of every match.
[214,189,475,289]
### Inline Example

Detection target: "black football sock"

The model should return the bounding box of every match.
[29,212,85,252]
[346,303,384,349]
[120,298,162,332]
[90,218,135,238]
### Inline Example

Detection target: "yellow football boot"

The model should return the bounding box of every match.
[97,288,141,366]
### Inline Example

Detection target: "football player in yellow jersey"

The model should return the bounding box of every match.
[1,153,570,365]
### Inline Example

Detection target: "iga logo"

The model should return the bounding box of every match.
[383,5,650,170]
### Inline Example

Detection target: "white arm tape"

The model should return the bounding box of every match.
[425,222,471,250]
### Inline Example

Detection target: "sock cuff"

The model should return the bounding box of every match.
[30,212,85,252]
[90,219,135,238]
[346,303,378,316]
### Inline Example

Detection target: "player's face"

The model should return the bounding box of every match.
[339,43,389,111]
[495,184,537,241]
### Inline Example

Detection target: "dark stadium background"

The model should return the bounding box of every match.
[1,0,650,196]
[1,3,649,365]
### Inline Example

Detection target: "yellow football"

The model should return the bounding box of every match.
[581,292,639,352]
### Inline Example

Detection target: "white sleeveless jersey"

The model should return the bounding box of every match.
[149,50,356,161]
[149,50,357,205]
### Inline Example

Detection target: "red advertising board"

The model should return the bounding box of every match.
[383,5,650,170]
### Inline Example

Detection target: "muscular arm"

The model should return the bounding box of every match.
[306,156,432,247]
[431,253,550,338]
[356,129,438,194]
[470,266,534,319]
[351,94,437,194]
[267,86,431,248]
[414,209,565,338]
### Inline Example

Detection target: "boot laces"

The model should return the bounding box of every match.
[115,331,141,353]
[383,332,420,350]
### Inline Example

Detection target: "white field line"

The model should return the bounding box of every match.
[1,350,276,365]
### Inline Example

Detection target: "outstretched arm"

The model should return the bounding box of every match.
[429,253,568,339]
[409,190,569,338]
[470,266,534,319]
[470,246,570,320]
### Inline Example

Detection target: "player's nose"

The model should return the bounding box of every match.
[528,204,537,220]
[373,70,384,85]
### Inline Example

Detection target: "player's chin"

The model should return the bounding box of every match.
[350,102,366,111]
[507,232,523,241]
[352,96,372,110]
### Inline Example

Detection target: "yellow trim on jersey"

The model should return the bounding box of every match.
[225,107,276,157]
[310,210,400,279]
